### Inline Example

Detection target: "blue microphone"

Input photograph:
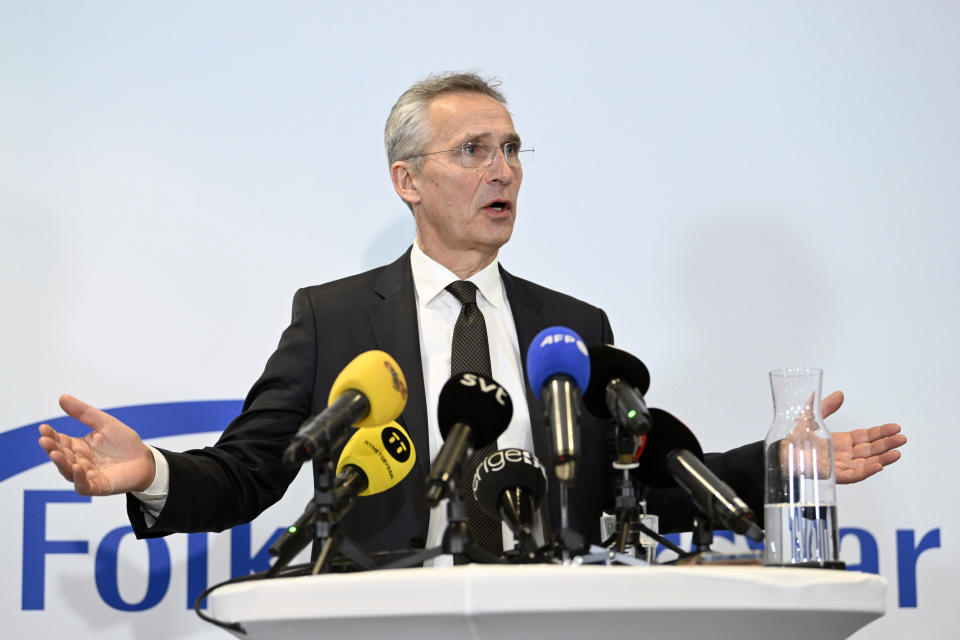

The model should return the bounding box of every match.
[526,326,591,486]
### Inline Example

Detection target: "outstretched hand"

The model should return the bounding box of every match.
[821,390,907,484]
[37,394,155,496]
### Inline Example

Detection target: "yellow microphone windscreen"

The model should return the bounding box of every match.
[335,421,416,496]
[328,350,407,428]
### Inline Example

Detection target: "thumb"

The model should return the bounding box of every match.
[58,394,115,432]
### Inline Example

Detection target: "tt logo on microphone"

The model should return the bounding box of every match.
[381,426,411,463]
[458,373,508,406]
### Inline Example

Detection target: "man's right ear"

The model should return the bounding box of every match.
[391,161,421,207]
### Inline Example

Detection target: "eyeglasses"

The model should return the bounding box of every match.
[404,141,534,169]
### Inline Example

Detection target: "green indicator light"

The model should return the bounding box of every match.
[288,526,297,534]
[627,409,637,419]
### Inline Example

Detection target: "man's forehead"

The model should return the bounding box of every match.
[426,91,519,142]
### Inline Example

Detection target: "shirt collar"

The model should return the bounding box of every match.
[410,242,504,309]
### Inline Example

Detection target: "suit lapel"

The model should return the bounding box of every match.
[499,266,546,454]
[368,248,430,480]
[500,266,562,537]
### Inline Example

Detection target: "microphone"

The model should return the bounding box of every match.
[282,350,408,468]
[334,421,416,498]
[666,448,764,542]
[582,344,652,441]
[631,408,704,488]
[270,421,416,565]
[526,326,591,485]
[425,373,513,507]
[472,448,548,551]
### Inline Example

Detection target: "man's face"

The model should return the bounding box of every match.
[407,92,523,259]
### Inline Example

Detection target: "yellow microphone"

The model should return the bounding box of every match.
[269,421,416,573]
[335,420,417,497]
[283,350,408,467]
[327,350,408,429]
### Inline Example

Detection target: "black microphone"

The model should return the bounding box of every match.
[282,350,408,468]
[472,448,548,552]
[583,344,653,439]
[629,408,704,488]
[666,448,764,542]
[425,373,513,507]
[525,327,591,486]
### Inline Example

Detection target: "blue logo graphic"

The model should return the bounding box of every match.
[1,400,243,483]
[3,400,275,612]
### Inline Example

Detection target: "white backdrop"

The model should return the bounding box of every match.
[2,1,957,637]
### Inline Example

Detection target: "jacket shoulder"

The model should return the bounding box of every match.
[297,250,411,306]
[500,267,613,345]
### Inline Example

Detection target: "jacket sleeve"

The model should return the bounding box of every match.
[128,288,318,537]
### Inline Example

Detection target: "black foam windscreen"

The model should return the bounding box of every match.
[471,448,548,520]
[582,344,652,417]
[632,408,705,488]
[437,372,513,448]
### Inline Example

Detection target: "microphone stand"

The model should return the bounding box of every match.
[307,463,379,574]
[597,424,658,563]
[613,463,643,556]
[671,515,721,565]
[267,461,377,577]
[380,476,503,569]
[568,464,647,567]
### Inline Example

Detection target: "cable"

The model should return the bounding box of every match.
[192,564,311,633]
[636,521,691,558]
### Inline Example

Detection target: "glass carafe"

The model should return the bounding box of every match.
[763,367,840,567]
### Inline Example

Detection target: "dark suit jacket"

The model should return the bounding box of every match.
[129,249,763,555]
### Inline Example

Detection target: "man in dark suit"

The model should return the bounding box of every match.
[38,73,906,561]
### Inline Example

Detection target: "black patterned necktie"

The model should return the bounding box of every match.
[446,280,503,563]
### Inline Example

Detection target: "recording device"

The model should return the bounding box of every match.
[425,373,513,506]
[282,350,408,467]
[270,421,416,567]
[582,344,653,455]
[666,448,763,542]
[526,326,591,485]
[472,448,548,552]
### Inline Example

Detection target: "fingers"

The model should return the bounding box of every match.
[46,450,76,482]
[877,449,902,466]
[38,422,57,439]
[70,456,115,496]
[850,422,902,444]
[821,390,844,419]
[37,425,106,494]
[836,440,904,484]
[38,423,70,450]
[849,424,906,457]
[38,424,77,481]
[839,461,883,484]
[73,464,98,496]
[58,394,114,433]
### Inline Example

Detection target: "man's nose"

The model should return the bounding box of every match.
[486,147,514,183]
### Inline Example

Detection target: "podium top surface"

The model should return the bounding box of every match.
[208,564,886,640]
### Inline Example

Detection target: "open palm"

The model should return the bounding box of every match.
[37,394,155,495]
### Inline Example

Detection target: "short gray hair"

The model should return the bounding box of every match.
[384,72,507,169]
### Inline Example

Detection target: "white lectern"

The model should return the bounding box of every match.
[208,564,885,639]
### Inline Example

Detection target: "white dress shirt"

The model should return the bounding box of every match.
[134,243,538,562]
[409,242,535,565]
